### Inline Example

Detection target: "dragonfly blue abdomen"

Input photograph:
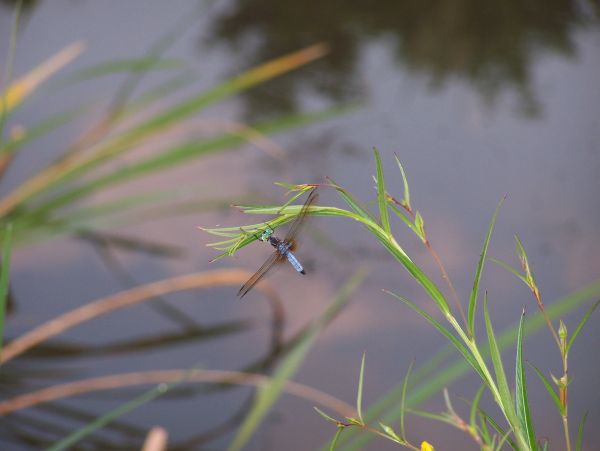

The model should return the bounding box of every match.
[284,250,305,274]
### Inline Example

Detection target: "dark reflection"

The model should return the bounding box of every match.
[0,0,38,10]
[209,0,599,118]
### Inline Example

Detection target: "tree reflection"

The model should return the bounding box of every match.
[208,0,599,118]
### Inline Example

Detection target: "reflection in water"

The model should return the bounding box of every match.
[209,0,599,118]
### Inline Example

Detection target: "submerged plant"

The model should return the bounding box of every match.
[204,148,598,450]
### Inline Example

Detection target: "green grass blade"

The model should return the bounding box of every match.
[515,310,538,450]
[327,177,376,222]
[479,409,518,451]
[566,299,599,353]
[112,43,329,150]
[490,257,529,286]
[385,290,486,381]
[0,224,14,355]
[54,58,185,86]
[515,236,538,292]
[314,407,339,424]
[329,427,344,451]
[394,153,411,211]
[483,293,522,445]
[575,411,588,451]
[227,268,367,451]
[373,148,391,237]
[23,106,347,222]
[357,352,366,424]
[388,202,420,237]
[0,46,332,217]
[399,360,413,440]
[468,198,504,337]
[527,362,563,415]
[470,384,486,430]
[48,368,198,451]
[334,279,600,451]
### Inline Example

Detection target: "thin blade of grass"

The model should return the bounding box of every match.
[470,384,486,430]
[1,42,85,117]
[527,362,563,415]
[388,202,420,237]
[21,106,348,223]
[47,369,197,451]
[394,154,411,211]
[468,198,504,337]
[483,293,520,443]
[0,224,13,355]
[489,258,529,286]
[515,310,537,450]
[373,148,391,237]
[53,58,186,87]
[399,360,413,440]
[478,408,518,451]
[329,427,344,451]
[575,411,588,451]
[314,407,339,424]
[0,45,331,217]
[356,352,366,424]
[334,279,600,451]
[566,299,599,353]
[327,177,376,222]
[227,268,367,451]
[385,290,486,381]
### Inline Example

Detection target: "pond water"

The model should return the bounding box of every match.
[1,0,599,449]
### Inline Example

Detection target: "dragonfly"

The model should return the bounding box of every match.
[238,188,318,298]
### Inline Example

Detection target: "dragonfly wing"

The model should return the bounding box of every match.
[237,250,284,298]
[283,188,318,244]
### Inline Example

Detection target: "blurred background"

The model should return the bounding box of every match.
[0,0,599,449]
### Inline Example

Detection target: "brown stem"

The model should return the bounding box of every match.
[0,269,281,364]
[0,369,356,418]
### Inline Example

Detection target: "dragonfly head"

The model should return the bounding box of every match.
[259,227,273,242]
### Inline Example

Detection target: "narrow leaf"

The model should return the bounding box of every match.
[379,423,402,443]
[528,362,563,415]
[228,269,367,451]
[490,257,529,286]
[1,42,85,115]
[470,384,486,429]
[56,57,185,86]
[314,407,339,424]
[399,360,413,440]
[468,197,504,337]
[575,411,588,451]
[394,153,411,211]
[327,177,376,222]
[48,367,197,451]
[329,427,344,451]
[388,202,420,237]
[357,352,366,424]
[515,310,537,450]
[567,299,599,353]
[386,290,486,381]
[414,211,426,243]
[483,293,518,430]
[373,148,391,236]
[478,407,518,451]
